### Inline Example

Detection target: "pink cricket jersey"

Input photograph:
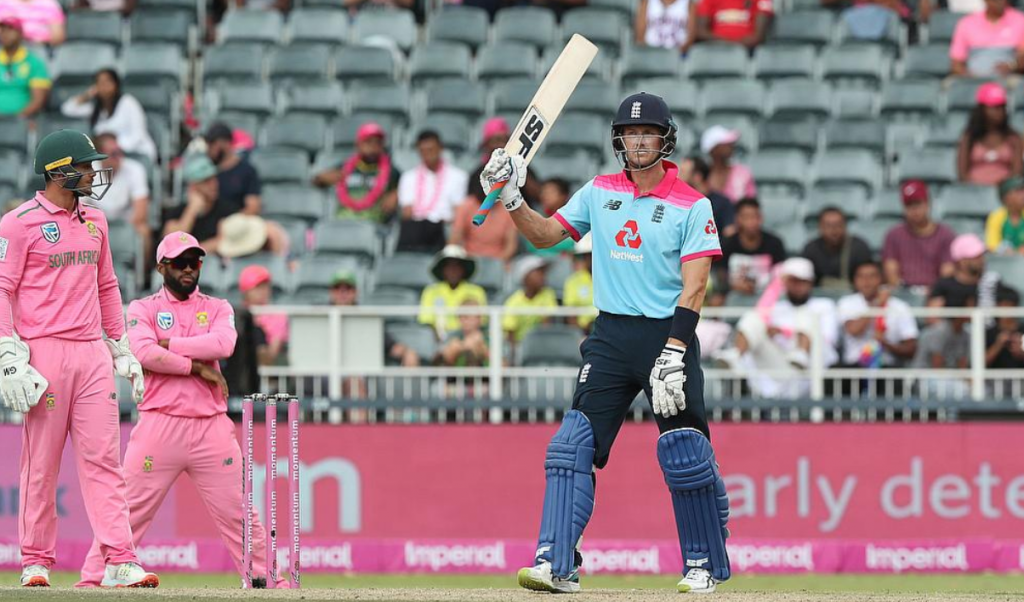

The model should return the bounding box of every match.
[0,193,125,340]
[127,286,237,417]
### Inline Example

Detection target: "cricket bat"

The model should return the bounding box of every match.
[473,34,598,227]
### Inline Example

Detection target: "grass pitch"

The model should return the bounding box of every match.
[0,572,1021,602]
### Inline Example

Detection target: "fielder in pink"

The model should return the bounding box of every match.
[78,232,282,587]
[0,191,140,572]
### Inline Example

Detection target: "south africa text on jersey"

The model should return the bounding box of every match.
[48,250,99,268]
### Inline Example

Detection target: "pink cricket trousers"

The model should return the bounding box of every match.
[20,337,136,569]
[77,411,279,587]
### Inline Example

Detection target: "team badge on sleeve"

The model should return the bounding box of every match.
[196,312,209,326]
[157,312,174,330]
[40,222,60,244]
[143,456,154,472]
[0,236,7,261]
[45,392,55,411]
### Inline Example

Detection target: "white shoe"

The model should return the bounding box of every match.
[677,568,716,593]
[517,560,581,594]
[20,565,50,587]
[100,562,159,588]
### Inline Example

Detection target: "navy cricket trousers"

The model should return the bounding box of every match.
[572,312,710,469]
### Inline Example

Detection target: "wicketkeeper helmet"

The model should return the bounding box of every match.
[33,129,112,201]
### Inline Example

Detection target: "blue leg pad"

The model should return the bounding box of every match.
[658,429,731,582]
[536,410,595,579]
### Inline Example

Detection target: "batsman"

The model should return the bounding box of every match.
[0,130,157,587]
[481,94,732,593]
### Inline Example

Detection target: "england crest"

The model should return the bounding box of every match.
[40,222,60,244]
[157,312,174,330]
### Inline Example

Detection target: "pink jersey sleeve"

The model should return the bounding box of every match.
[95,214,126,340]
[949,18,969,61]
[0,212,29,338]
[127,299,193,376]
[168,299,237,361]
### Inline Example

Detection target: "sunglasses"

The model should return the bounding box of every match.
[161,256,203,270]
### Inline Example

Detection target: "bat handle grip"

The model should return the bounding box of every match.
[472,181,507,227]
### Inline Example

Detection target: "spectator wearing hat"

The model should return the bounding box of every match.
[987,175,1024,254]
[216,213,290,260]
[163,154,229,249]
[314,121,399,224]
[238,265,288,366]
[419,244,488,335]
[801,206,873,292]
[562,233,597,332]
[62,69,157,162]
[467,117,541,211]
[0,0,64,45]
[702,125,757,204]
[205,122,261,216]
[838,260,919,370]
[928,233,1014,320]
[93,133,151,256]
[882,180,957,289]
[503,256,559,345]
[957,83,1022,186]
[695,0,773,48]
[950,0,1024,78]
[0,15,48,117]
[717,198,787,295]
[396,130,468,254]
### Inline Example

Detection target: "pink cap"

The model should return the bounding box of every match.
[950,233,986,261]
[238,264,271,293]
[481,117,510,140]
[356,122,386,143]
[232,128,255,152]
[157,231,206,263]
[976,82,1007,107]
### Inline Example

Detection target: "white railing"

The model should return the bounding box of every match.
[249,304,1024,406]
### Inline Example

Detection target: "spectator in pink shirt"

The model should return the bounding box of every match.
[701,125,757,204]
[0,0,65,45]
[238,265,288,366]
[950,0,1024,78]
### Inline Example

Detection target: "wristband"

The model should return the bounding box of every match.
[669,306,700,346]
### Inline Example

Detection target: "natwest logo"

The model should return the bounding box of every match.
[615,220,642,249]
[705,219,718,235]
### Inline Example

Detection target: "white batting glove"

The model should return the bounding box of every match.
[479,149,526,212]
[105,334,145,404]
[0,335,48,414]
[650,345,687,417]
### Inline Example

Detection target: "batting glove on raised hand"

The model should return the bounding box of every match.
[650,344,687,417]
[0,335,48,414]
[105,334,145,404]
[479,149,526,212]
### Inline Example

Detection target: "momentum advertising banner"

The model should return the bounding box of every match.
[1,422,1022,574]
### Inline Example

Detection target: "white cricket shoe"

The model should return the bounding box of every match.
[20,565,50,587]
[100,562,160,588]
[677,568,716,594]
[517,560,581,594]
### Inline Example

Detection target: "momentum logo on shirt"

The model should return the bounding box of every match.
[48,250,99,268]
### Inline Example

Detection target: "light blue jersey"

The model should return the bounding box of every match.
[553,162,722,319]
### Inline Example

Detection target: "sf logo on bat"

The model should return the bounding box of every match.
[517,108,548,160]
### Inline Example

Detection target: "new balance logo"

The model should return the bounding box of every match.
[579,363,591,384]
[603,200,622,211]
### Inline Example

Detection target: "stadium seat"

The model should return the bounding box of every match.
[769,79,832,120]
[924,113,968,149]
[822,45,887,89]
[903,44,951,79]
[281,81,344,117]
[294,255,365,296]
[36,116,90,141]
[587,0,632,17]
[262,184,327,224]
[409,42,472,83]
[631,78,698,121]
[773,221,810,254]
[411,115,471,154]
[52,43,118,86]
[269,45,331,83]
[361,287,420,307]
[946,78,995,115]
[248,148,310,184]
[887,121,927,161]
[753,45,818,81]
[871,187,904,219]
[473,257,506,297]
[530,153,599,189]
[565,80,620,118]
[211,112,261,139]
[313,220,380,265]
[749,150,809,197]
[687,44,749,81]
[131,10,191,49]
[375,253,435,293]
[491,78,541,115]
[219,9,284,46]
[353,8,416,51]
[880,80,941,122]
[494,6,557,49]
[814,149,882,194]
[987,254,1024,289]
[288,8,349,47]
[703,79,765,120]
[213,82,274,117]
[757,118,819,156]
[384,323,438,363]
[699,115,757,155]
[424,80,487,120]
[541,47,613,82]
[543,114,607,159]
[769,10,835,48]
[67,10,123,47]
[561,8,625,57]
[262,114,329,156]
[935,184,999,219]
[759,193,804,229]
[202,44,265,84]
[127,80,177,115]
[825,119,886,157]
[520,325,582,367]
[927,11,963,45]
[804,184,869,223]
[850,218,900,252]
[477,43,538,81]
[349,83,410,124]
[335,46,398,83]
[137,0,198,21]
[834,89,878,118]
[426,5,489,49]
[896,147,957,186]
[107,221,140,268]
[0,119,28,157]
[0,153,21,188]
[621,46,681,86]
[124,43,184,86]
[945,217,985,239]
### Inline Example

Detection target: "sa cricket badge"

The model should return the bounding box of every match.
[40,222,60,244]
[85,221,99,238]
[196,312,209,327]
[157,312,174,330]
[45,392,55,411]
[143,456,153,473]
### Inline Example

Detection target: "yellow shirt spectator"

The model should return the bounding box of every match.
[503,287,559,342]
[562,270,596,329]
[418,281,487,333]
